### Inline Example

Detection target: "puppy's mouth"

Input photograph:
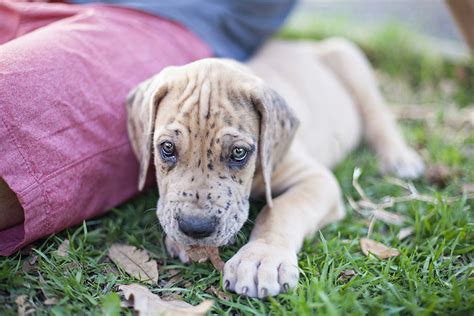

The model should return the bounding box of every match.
[171,215,236,247]
[156,197,249,247]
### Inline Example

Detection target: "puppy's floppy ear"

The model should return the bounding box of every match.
[126,74,168,190]
[251,85,299,207]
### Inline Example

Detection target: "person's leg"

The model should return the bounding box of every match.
[0,1,81,44]
[0,179,23,231]
[0,2,79,232]
[0,1,211,255]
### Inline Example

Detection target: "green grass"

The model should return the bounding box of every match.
[1,20,473,315]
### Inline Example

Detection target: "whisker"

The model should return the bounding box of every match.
[144,221,161,230]
[144,207,157,213]
[245,218,255,225]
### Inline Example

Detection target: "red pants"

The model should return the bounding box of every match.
[0,1,212,255]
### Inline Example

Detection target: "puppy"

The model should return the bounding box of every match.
[126,38,424,298]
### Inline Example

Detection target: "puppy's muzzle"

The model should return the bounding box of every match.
[177,215,218,239]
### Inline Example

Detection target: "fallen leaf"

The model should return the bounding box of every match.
[206,286,230,301]
[160,272,183,289]
[43,297,59,305]
[16,295,34,316]
[393,104,432,121]
[208,251,225,273]
[372,209,407,226]
[20,245,33,256]
[462,183,474,194]
[104,263,120,276]
[166,269,181,276]
[186,246,225,272]
[29,255,37,265]
[65,262,80,270]
[426,164,451,187]
[119,283,213,316]
[186,246,210,263]
[57,240,70,257]
[393,103,474,129]
[22,255,38,273]
[108,244,159,284]
[360,238,400,259]
[161,293,184,302]
[397,227,414,240]
[338,269,357,282]
[159,269,182,288]
[120,299,134,308]
[461,146,474,160]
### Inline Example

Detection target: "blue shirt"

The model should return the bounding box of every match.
[72,0,296,60]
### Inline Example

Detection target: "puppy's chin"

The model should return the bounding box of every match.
[165,231,235,248]
[156,199,249,248]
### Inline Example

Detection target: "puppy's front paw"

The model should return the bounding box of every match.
[380,146,425,179]
[223,240,298,298]
[165,236,189,263]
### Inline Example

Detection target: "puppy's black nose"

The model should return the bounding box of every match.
[178,216,217,239]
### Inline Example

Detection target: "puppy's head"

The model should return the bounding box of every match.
[126,59,298,247]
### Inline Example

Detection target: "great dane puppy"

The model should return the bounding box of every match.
[126,38,424,298]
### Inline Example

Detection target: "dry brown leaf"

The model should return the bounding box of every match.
[16,295,34,316]
[119,283,213,316]
[206,286,230,301]
[159,269,181,287]
[108,244,159,284]
[393,103,474,130]
[372,209,407,226]
[161,293,184,302]
[338,269,357,282]
[20,245,33,256]
[397,227,415,240]
[160,272,183,289]
[462,183,474,194]
[104,263,120,276]
[360,238,400,259]
[22,255,38,273]
[208,251,225,272]
[426,164,452,187]
[186,246,210,263]
[120,299,134,308]
[43,297,59,305]
[462,146,474,160]
[57,240,70,257]
[186,246,225,272]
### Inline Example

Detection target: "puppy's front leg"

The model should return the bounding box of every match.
[224,148,345,298]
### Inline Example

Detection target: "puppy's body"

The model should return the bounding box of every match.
[126,38,424,298]
[249,40,362,168]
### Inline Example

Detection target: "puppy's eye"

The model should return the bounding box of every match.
[160,141,176,161]
[231,147,247,162]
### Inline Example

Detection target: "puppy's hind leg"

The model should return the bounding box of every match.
[313,38,424,178]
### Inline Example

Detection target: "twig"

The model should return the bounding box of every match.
[349,168,474,231]
[367,216,376,238]
[352,168,370,201]
[385,176,474,204]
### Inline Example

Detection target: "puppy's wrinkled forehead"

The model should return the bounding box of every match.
[158,62,257,122]
[153,62,260,166]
